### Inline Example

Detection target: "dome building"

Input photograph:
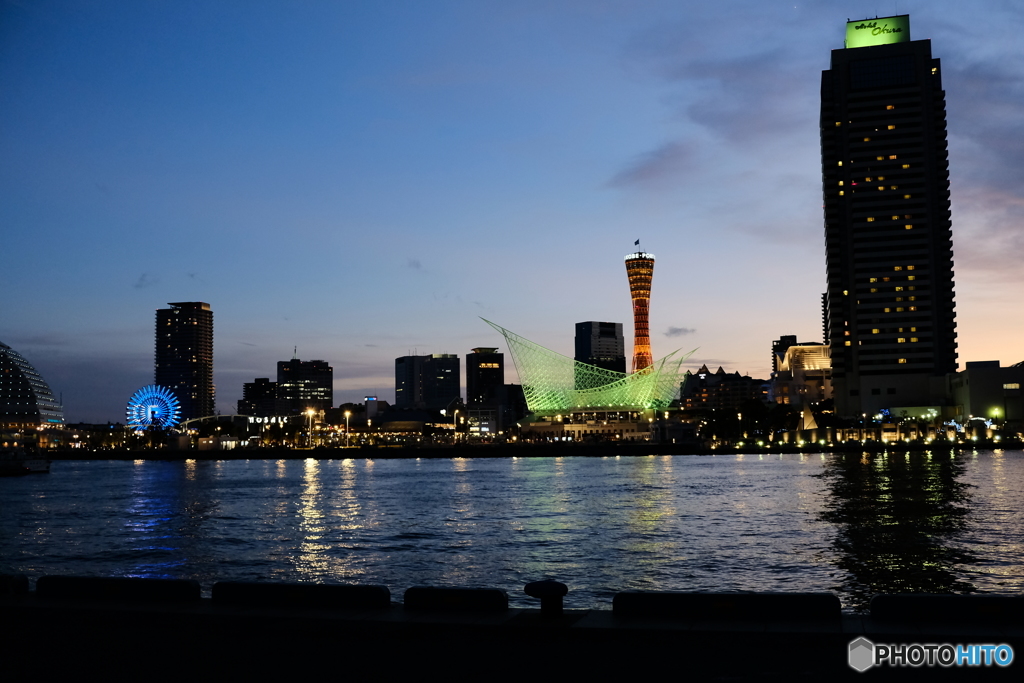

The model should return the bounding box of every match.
[1,340,65,428]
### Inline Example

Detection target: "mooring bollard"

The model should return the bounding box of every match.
[524,579,568,617]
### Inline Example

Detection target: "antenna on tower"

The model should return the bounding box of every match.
[293,346,298,360]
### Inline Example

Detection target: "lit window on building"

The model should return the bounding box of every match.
[898,358,908,364]
[888,125,896,130]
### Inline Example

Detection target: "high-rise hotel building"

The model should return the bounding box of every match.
[821,16,957,416]
[155,302,215,421]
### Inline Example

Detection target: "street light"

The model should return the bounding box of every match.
[344,410,351,448]
[305,409,315,447]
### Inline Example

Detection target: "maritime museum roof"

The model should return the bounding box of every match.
[482,320,690,416]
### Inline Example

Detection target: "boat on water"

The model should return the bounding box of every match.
[0,448,51,476]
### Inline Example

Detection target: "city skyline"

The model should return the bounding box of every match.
[3,2,1023,423]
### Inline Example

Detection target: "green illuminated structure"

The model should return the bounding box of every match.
[845,15,910,49]
[483,319,692,416]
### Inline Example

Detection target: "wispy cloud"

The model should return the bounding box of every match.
[607,141,695,187]
[407,258,422,270]
[665,326,696,337]
[133,273,158,289]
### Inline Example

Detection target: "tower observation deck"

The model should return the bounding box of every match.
[624,252,655,373]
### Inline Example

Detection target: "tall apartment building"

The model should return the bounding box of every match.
[574,322,626,375]
[466,347,504,406]
[277,357,333,413]
[395,354,460,411]
[155,302,214,420]
[820,16,957,416]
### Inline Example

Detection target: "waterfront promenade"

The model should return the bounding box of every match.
[43,438,1023,460]
[2,576,1020,680]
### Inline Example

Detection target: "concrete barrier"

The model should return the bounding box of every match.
[35,575,201,603]
[403,586,508,612]
[0,574,29,595]
[212,581,390,609]
[613,591,842,620]
[870,593,1023,623]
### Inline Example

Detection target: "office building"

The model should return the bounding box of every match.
[0,340,64,428]
[466,347,504,406]
[237,378,289,417]
[575,322,626,375]
[771,344,833,408]
[155,302,214,421]
[277,357,333,413]
[394,354,460,411]
[680,365,769,412]
[947,361,1023,425]
[624,252,655,373]
[820,16,958,416]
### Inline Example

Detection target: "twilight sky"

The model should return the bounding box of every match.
[2,0,1023,423]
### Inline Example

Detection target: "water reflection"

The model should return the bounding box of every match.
[817,450,978,611]
[124,460,219,579]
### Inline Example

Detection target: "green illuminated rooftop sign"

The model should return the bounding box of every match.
[846,15,910,49]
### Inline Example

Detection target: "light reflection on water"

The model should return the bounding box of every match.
[1,452,1022,611]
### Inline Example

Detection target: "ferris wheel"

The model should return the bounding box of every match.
[126,385,182,430]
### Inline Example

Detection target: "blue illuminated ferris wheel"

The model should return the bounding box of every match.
[126,385,182,430]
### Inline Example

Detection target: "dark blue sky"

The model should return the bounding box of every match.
[3,1,1022,422]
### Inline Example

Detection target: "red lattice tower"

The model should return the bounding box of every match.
[624,251,655,373]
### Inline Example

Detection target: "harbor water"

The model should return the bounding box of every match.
[1,450,1021,611]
